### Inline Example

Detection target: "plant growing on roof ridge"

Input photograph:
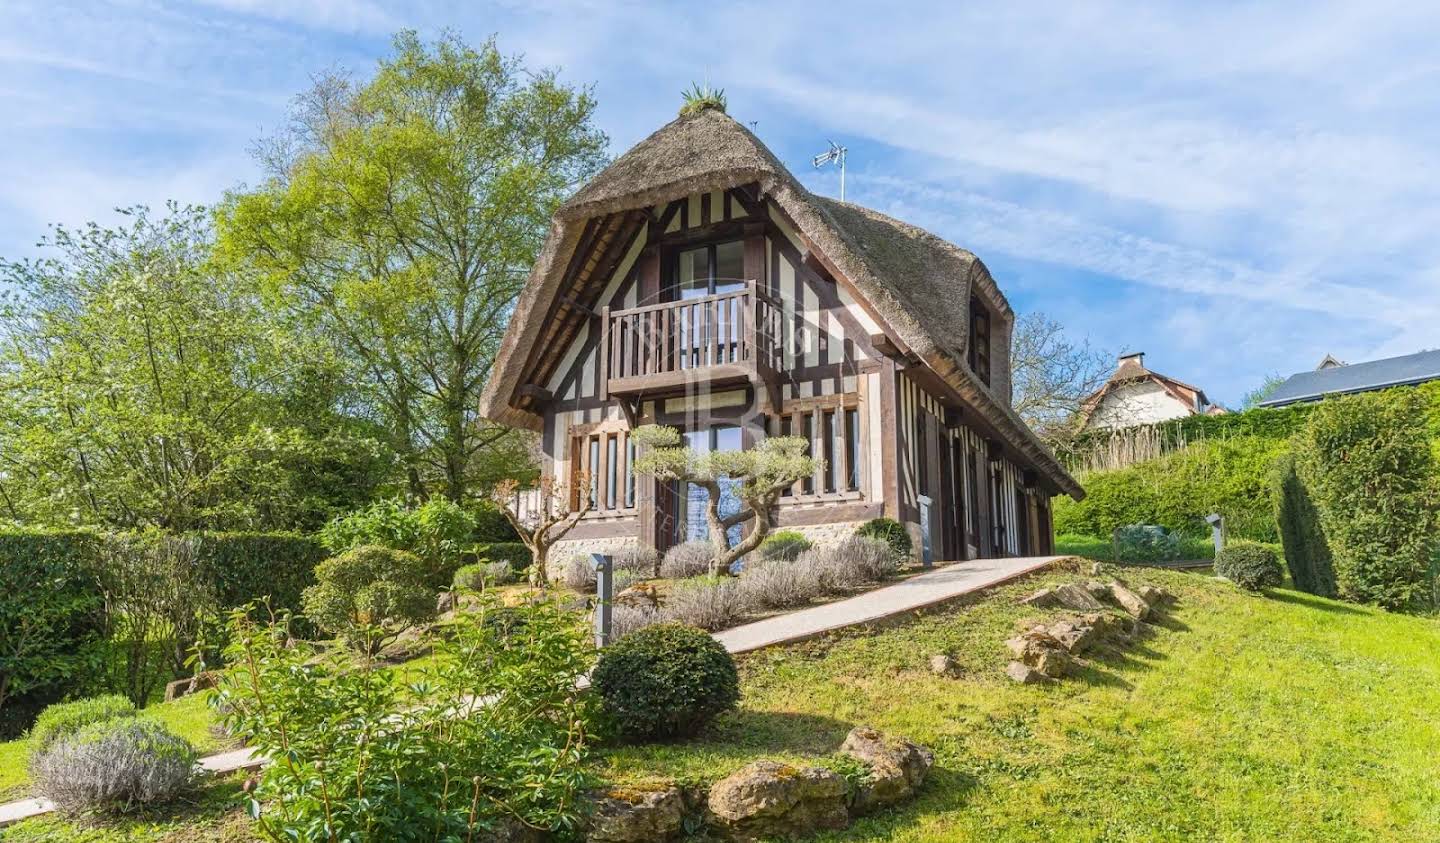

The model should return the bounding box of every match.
[631,425,818,577]
[680,81,727,116]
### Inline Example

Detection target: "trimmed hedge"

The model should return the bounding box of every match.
[591,622,739,741]
[1270,454,1337,598]
[1294,389,1440,609]
[1056,435,1290,542]
[474,541,532,571]
[194,532,328,617]
[0,531,108,738]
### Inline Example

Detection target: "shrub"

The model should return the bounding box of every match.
[661,577,747,631]
[1295,389,1440,609]
[612,545,661,577]
[31,719,196,813]
[319,497,477,588]
[1214,543,1284,591]
[795,546,866,594]
[562,554,598,592]
[1271,453,1338,597]
[591,623,739,741]
[302,546,436,655]
[738,558,823,610]
[470,501,521,543]
[856,518,912,561]
[758,531,813,562]
[452,560,517,591]
[833,535,898,582]
[660,540,715,579]
[0,530,107,734]
[609,602,662,642]
[474,541,532,571]
[217,593,596,837]
[29,694,136,755]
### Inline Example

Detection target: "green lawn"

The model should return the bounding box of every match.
[9,564,1440,841]
[601,565,1440,841]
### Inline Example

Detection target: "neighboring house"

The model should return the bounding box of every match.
[480,108,1082,567]
[1258,348,1440,408]
[1081,353,1222,431]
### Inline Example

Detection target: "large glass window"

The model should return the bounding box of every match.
[677,425,744,549]
[670,241,746,299]
[845,408,860,491]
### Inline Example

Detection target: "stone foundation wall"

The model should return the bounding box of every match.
[548,535,643,578]
[783,521,868,549]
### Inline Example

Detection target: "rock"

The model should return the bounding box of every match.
[1082,580,1111,600]
[587,785,684,842]
[1006,661,1054,684]
[707,760,849,840]
[1032,646,1073,678]
[839,727,936,813]
[475,819,542,843]
[1020,587,1059,608]
[1046,618,1100,654]
[929,654,958,677]
[1107,582,1152,620]
[1052,582,1106,611]
[437,591,457,615]
[1089,562,1103,576]
[615,582,660,608]
[1138,585,1173,607]
[163,670,219,702]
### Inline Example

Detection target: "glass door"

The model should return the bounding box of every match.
[676,425,744,551]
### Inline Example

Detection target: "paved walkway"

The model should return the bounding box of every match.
[715,555,1063,654]
[0,555,1062,828]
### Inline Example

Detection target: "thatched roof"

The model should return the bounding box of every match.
[480,108,1081,499]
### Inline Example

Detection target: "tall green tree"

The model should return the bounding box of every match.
[0,204,385,530]
[217,31,608,502]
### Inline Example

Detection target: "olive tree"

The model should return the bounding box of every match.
[630,425,817,576]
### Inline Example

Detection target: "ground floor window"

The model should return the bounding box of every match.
[676,424,743,547]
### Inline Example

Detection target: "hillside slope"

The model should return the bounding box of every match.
[604,565,1440,841]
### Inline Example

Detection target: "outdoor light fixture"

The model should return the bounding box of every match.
[811,140,848,202]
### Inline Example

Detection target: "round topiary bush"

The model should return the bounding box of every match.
[31,719,196,813]
[29,694,136,755]
[758,530,813,562]
[302,545,436,655]
[1214,543,1284,591]
[591,622,739,741]
[856,517,912,561]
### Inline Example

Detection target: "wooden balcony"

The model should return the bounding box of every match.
[601,281,783,399]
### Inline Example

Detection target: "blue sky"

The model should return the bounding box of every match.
[4,1,1439,406]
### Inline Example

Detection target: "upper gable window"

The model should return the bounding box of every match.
[669,240,745,300]
[968,296,992,387]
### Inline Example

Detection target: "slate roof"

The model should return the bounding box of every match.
[1259,348,1440,407]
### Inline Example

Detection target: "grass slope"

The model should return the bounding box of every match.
[8,565,1440,841]
[602,566,1440,841]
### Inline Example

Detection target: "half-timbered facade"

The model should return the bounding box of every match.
[481,108,1083,567]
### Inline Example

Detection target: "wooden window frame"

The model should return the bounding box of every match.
[968,296,991,387]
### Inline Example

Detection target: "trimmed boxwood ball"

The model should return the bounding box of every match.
[591,622,739,741]
[1214,543,1284,591]
[856,517,912,561]
[758,530,813,562]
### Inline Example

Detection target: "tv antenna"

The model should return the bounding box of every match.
[812,140,848,202]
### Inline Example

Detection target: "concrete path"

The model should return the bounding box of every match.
[0,555,1062,828]
[715,555,1063,654]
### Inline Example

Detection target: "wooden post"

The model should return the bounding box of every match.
[599,306,610,401]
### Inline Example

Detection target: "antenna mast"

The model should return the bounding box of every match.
[811,140,848,202]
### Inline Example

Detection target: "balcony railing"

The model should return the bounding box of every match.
[601,280,782,397]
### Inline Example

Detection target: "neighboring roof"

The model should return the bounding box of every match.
[1259,348,1440,407]
[1315,353,1345,370]
[1080,352,1210,425]
[480,108,1081,499]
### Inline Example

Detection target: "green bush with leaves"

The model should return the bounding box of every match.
[0,530,107,736]
[591,622,740,741]
[1270,453,1338,597]
[30,718,196,814]
[856,517,912,561]
[452,560,516,591]
[1055,435,1290,542]
[1214,543,1284,591]
[194,532,327,617]
[215,594,596,839]
[473,541,532,572]
[320,497,478,588]
[758,530,813,562]
[302,546,436,655]
[1294,389,1440,609]
[28,694,137,754]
